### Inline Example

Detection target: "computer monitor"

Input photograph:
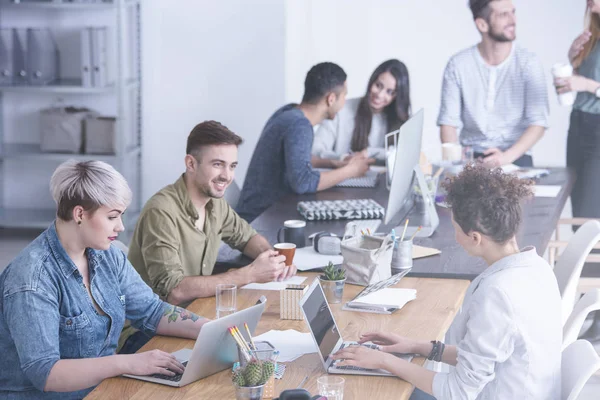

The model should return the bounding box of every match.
[384,109,439,238]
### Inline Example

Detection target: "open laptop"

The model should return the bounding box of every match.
[299,280,412,376]
[122,296,267,387]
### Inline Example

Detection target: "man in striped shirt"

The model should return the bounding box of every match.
[437,0,549,168]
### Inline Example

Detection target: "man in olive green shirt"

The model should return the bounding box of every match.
[128,121,297,306]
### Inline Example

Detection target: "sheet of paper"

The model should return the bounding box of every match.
[413,245,441,259]
[294,246,343,271]
[350,288,417,309]
[242,276,307,291]
[253,329,317,362]
[501,164,521,174]
[534,185,561,198]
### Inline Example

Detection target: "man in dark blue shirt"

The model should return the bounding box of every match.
[237,62,371,222]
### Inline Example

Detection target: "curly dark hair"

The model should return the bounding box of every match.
[442,164,533,244]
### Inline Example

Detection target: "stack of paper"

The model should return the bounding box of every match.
[242,276,307,291]
[294,246,343,271]
[253,329,317,362]
[347,288,417,312]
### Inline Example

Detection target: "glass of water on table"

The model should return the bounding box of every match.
[216,283,237,318]
[318,376,345,400]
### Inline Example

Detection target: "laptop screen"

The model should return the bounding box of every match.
[301,283,342,362]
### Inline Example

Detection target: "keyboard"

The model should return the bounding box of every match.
[336,170,379,188]
[149,361,188,382]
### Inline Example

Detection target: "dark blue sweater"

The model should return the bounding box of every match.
[237,104,321,222]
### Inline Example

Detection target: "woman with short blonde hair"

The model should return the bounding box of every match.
[0,160,209,399]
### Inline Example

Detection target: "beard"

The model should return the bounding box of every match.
[198,179,229,199]
[489,25,516,42]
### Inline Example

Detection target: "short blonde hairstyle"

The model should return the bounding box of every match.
[50,160,132,221]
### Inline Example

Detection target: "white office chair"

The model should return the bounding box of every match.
[563,289,600,350]
[224,180,241,209]
[553,220,600,325]
[562,339,600,400]
[112,239,129,256]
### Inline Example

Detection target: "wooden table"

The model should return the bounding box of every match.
[218,167,575,280]
[87,274,469,399]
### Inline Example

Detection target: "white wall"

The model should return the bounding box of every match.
[141,0,285,202]
[284,0,585,166]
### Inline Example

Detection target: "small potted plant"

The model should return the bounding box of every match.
[232,359,275,400]
[318,261,346,304]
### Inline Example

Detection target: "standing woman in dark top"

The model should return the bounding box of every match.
[555,0,600,221]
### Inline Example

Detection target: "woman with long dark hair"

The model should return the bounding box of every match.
[554,0,600,221]
[312,59,411,166]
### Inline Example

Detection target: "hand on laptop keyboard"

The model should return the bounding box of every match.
[332,343,381,371]
[149,361,189,382]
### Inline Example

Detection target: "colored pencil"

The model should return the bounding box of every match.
[400,219,409,241]
[409,226,422,241]
[244,322,257,350]
[234,326,253,354]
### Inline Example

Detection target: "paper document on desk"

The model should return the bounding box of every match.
[242,276,306,291]
[533,185,561,197]
[348,288,417,310]
[294,246,343,271]
[413,245,441,259]
[253,329,317,362]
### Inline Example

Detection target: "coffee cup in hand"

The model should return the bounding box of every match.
[552,63,575,106]
[274,243,296,267]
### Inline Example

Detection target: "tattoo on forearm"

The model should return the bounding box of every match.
[163,304,201,323]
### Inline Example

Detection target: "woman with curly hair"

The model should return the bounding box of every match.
[332,164,562,400]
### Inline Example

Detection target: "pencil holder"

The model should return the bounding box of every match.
[391,239,413,272]
[280,284,308,320]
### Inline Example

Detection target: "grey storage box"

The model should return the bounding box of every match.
[84,116,116,154]
[40,106,96,153]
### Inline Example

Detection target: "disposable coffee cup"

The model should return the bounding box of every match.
[442,143,462,163]
[552,63,576,106]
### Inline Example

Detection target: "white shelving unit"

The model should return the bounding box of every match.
[0,0,141,231]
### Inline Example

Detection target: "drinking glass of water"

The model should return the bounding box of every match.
[216,284,236,318]
[317,375,345,400]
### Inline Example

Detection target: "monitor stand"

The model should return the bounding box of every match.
[392,166,440,238]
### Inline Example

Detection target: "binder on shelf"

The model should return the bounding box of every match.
[12,28,27,85]
[80,28,92,87]
[0,29,13,85]
[91,27,108,87]
[27,28,59,85]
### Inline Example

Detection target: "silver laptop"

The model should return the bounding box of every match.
[299,280,412,376]
[122,296,267,387]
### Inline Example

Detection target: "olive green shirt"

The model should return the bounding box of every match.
[128,174,257,299]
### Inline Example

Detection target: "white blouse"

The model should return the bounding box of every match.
[312,97,388,160]
[433,247,562,399]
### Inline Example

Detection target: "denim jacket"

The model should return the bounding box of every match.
[0,223,168,399]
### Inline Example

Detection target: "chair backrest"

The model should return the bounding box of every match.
[224,180,241,209]
[563,289,600,349]
[562,339,600,400]
[553,220,600,324]
[112,239,129,256]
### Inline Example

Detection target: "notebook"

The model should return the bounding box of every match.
[347,288,417,311]
[297,199,385,221]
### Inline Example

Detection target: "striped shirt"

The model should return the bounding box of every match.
[437,44,549,154]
